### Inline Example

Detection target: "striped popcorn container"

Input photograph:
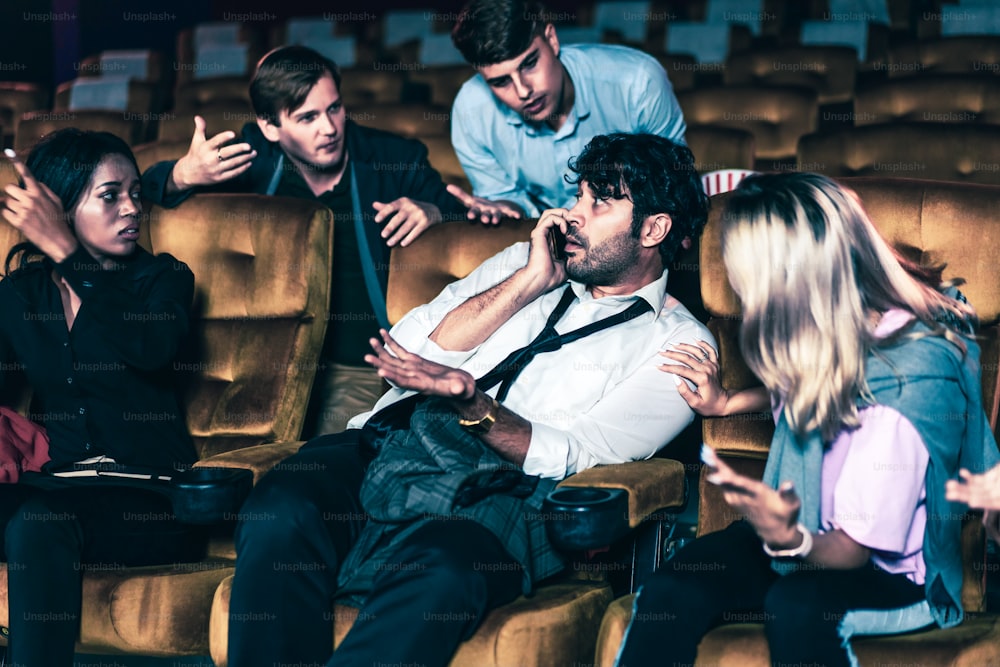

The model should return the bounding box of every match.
[701,169,757,197]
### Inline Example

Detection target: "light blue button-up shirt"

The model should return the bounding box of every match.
[451,43,687,217]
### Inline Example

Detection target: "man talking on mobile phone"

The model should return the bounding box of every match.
[225,133,715,667]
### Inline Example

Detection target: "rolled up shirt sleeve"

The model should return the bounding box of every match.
[388,242,530,367]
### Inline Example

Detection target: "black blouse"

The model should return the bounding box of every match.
[0,246,198,470]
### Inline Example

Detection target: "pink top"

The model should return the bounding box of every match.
[820,309,928,584]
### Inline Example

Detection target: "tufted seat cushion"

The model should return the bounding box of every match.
[887,36,1000,78]
[0,193,333,656]
[798,123,1000,184]
[15,111,147,152]
[210,575,615,667]
[724,46,857,105]
[854,74,1000,126]
[685,125,756,173]
[597,595,1000,667]
[678,85,819,162]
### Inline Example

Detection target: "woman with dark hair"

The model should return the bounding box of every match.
[615,172,1000,666]
[0,129,205,665]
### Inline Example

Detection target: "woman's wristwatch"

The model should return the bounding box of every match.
[762,523,813,558]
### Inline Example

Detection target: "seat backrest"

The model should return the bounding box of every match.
[854,74,1000,125]
[420,135,470,191]
[408,65,474,107]
[798,122,1000,185]
[158,102,254,142]
[0,83,49,139]
[172,77,252,113]
[337,67,406,105]
[146,194,332,458]
[678,85,819,161]
[686,124,756,172]
[133,139,188,176]
[386,220,535,324]
[888,36,1000,77]
[16,111,145,152]
[349,102,451,139]
[650,53,697,93]
[699,177,1000,608]
[724,46,857,105]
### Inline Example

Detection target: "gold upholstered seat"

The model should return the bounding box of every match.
[678,85,819,166]
[0,194,333,657]
[724,45,858,105]
[207,218,698,666]
[853,74,1000,126]
[798,122,1000,185]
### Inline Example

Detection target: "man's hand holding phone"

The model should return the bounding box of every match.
[524,208,570,293]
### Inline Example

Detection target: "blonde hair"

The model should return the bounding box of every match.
[722,172,976,441]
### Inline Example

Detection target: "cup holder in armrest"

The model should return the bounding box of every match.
[169,467,254,525]
[543,486,630,552]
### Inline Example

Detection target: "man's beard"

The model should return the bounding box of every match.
[564,229,640,286]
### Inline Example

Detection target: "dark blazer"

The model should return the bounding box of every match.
[141,121,467,294]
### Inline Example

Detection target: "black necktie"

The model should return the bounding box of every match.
[359,284,655,450]
[476,284,654,401]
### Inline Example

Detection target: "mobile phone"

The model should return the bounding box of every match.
[3,148,24,188]
[547,226,566,260]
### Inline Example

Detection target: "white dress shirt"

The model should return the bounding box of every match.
[348,242,715,479]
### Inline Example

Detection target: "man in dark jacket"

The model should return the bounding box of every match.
[142,46,517,435]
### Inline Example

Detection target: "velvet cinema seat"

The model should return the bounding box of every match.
[677,85,819,167]
[724,45,858,106]
[797,122,1000,185]
[0,193,333,658]
[596,177,1000,666]
[854,74,1000,126]
[15,111,147,153]
[207,218,703,666]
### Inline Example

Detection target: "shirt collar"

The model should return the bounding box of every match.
[567,267,669,312]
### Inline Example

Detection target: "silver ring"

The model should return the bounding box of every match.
[700,355,710,362]
[218,151,224,162]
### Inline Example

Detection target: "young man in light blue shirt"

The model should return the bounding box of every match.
[449,0,688,218]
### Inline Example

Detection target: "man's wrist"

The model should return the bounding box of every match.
[456,392,500,434]
[512,266,555,303]
[168,160,192,193]
[453,390,492,421]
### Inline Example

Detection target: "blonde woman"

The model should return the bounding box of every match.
[616,172,999,667]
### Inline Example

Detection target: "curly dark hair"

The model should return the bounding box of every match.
[566,133,709,265]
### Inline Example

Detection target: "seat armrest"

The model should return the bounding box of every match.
[557,459,687,527]
[194,441,306,484]
[545,459,687,552]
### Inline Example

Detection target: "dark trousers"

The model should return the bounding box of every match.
[617,521,927,667]
[0,476,208,667]
[228,431,524,667]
